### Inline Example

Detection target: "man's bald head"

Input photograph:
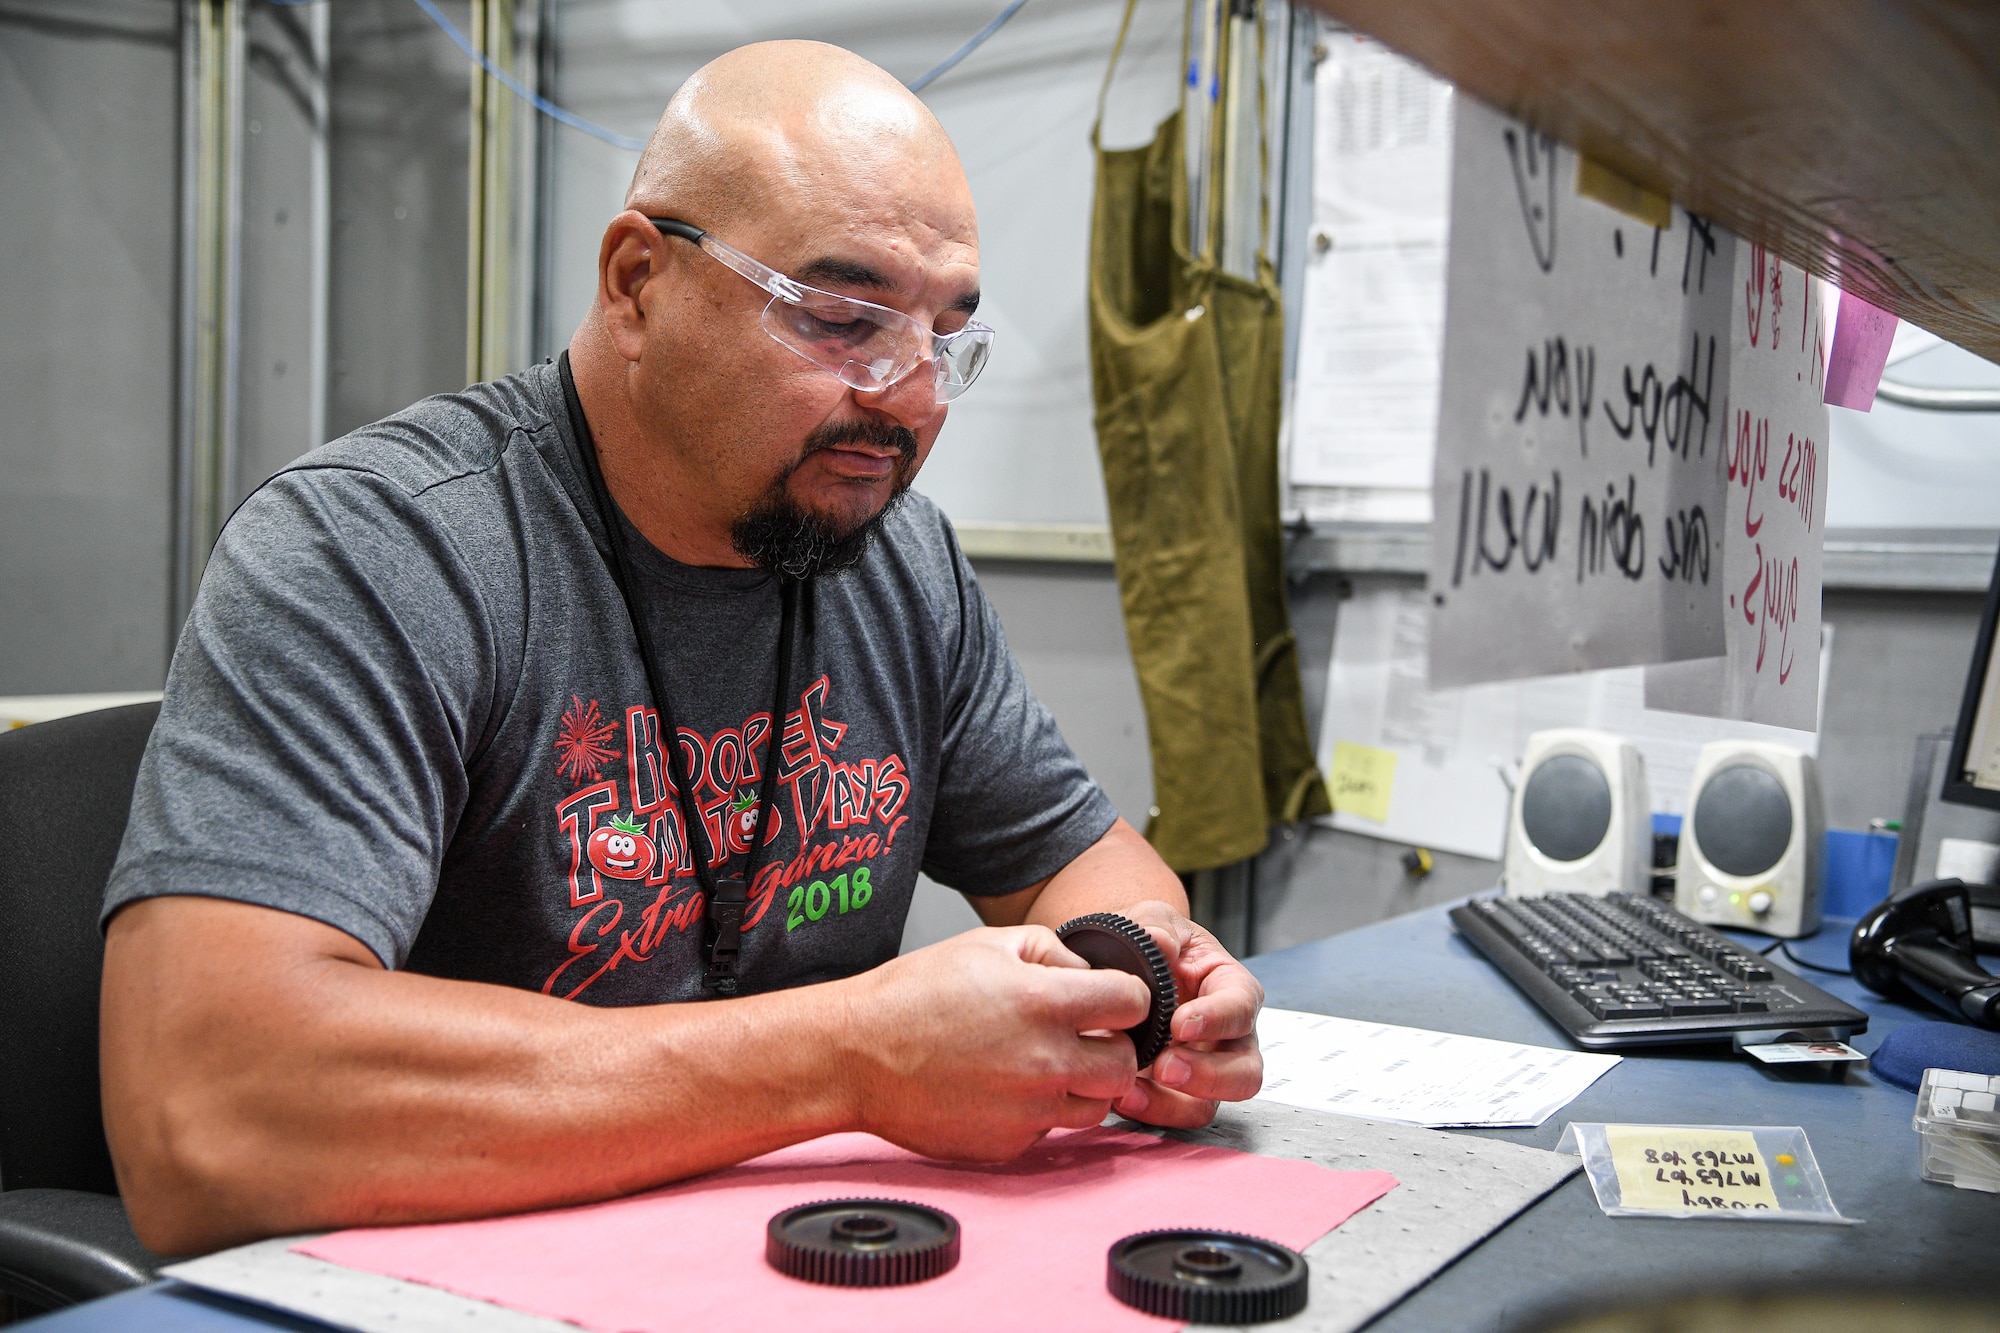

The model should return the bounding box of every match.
[628,41,969,240]
[573,40,982,576]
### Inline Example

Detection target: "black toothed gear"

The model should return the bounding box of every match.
[1107,1229,1310,1324]
[1056,912,1178,1067]
[765,1198,960,1286]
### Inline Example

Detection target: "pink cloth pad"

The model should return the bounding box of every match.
[295,1125,1397,1332]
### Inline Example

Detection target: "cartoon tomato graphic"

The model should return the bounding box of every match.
[724,791,780,854]
[587,814,656,880]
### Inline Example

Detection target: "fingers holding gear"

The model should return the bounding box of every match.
[1057,913,1178,1067]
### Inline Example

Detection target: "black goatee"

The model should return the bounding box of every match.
[730,418,919,579]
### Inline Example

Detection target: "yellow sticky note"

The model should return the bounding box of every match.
[1606,1126,1780,1214]
[1330,742,1396,824]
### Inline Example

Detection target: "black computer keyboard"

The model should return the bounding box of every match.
[1450,892,1869,1050]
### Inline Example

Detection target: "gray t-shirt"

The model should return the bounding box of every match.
[105,360,1117,1004]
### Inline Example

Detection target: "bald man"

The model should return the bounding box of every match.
[99,41,1263,1256]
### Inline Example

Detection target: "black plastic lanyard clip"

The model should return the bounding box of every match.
[703,879,750,994]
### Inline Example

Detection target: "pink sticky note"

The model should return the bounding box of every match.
[1823,289,1899,411]
[297,1126,1396,1332]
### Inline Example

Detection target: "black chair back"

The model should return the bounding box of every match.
[0,702,159,1195]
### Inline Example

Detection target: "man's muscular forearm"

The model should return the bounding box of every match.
[101,896,1146,1255]
[1008,817,1192,929]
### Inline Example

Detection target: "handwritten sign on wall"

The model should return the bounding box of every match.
[1428,99,1733,688]
[1646,248,1830,730]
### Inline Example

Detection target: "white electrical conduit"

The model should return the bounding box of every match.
[1872,379,2000,412]
[1873,324,2000,412]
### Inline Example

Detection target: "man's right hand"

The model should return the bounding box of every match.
[836,926,1150,1161]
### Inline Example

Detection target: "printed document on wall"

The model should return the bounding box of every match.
[1287,34,1451,514]
[1318,585,1519,858]
[1646,251,1831,730]
[1429,98,1734,687]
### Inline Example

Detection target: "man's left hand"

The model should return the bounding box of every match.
[1106,900,1264,1128]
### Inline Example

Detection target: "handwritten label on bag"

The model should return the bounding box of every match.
[1428,97,1733,688]
[1605,1126,1780,1213]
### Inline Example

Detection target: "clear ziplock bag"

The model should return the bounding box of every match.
[1558,1122,1859,1223]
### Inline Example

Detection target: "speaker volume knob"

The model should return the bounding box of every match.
[1748,890,1773,915]
[1697,886,1718,906]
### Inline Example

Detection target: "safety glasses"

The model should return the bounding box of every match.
[648,217,994,403]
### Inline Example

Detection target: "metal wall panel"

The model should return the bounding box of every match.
[236,0,330,490]
[325,0,470,438]
[0,1,180,692]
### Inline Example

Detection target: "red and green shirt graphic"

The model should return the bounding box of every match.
[546,676,916,999]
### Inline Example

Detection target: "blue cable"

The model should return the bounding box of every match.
[403,0,647,151]
[260,0,644,151]
[909,0,1031,92]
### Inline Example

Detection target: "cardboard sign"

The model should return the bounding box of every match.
[1429,98,1733,688]
[1646,246,1830,729]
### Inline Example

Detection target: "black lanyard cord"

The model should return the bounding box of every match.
[557,353,794,994]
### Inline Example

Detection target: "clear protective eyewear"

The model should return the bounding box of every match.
[648,217,994,403]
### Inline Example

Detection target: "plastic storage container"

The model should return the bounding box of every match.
[1913,1067,2000,1193]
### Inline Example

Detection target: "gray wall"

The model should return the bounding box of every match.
[0,1,180,693]
[1817,589,1988,830]
[325,0,470,439]
[238,0,330,490]
[0,0,471,695]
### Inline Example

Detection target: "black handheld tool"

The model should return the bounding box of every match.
[765,1198,961,1286]
[1057,912,1178,1067]
[1107,1229,1309,1323]
[1852,880,2000,1029]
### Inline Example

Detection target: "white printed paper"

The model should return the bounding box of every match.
[1255,1008,1620,1129]
[1318,585,1826,857]
[1288,36,1452,495]
[1430,98,1733,687]
[1646,247,1831,729]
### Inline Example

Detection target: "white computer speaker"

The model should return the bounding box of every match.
[1504,729,1652,897]
[1675,741,1825,938]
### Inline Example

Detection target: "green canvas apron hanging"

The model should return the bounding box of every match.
[1087,0,1328,874]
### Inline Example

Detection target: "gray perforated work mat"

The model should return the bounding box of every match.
[1161,1100,1577,1331]
[163,1101,1575,1333]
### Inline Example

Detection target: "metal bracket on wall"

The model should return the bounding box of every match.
[1277,522,2000,592]
[173,0,246,641]
[1277,522,2000,591]
[960,519,1998,594]
[467,0,535,385]
[953,522,1116,564]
